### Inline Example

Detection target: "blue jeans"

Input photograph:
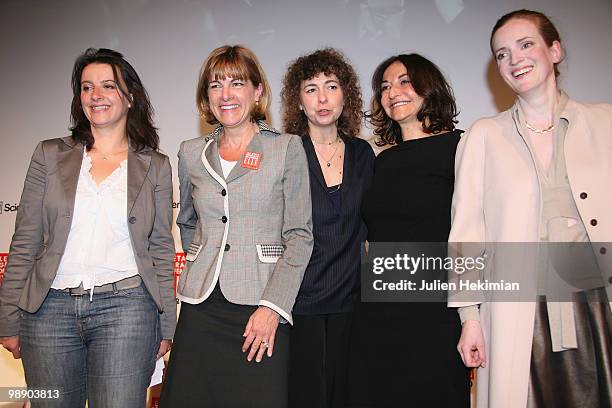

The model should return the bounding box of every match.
[19,284,160,408]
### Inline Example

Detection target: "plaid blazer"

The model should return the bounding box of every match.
[176,122,313,324]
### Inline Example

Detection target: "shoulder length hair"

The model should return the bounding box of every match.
[70,47,159,151]
[196,45,271,125]
[368,53,458,146]
[281,48,363,138]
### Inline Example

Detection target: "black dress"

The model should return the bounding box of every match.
[347,130,470,407]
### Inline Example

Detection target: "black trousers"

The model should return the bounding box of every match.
[160,285,290,408]
[289,312,353,408]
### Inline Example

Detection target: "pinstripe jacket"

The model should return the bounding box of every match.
[175,122,313,324]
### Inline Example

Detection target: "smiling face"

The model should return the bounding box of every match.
[380,61,424,126]
[492,18,562,96]
[207,76,263,130]
[80,63,131,132]
[299,72,344,132]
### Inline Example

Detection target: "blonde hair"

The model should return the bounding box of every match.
[196,45,271,125]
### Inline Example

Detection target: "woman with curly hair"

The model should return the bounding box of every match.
[281,48,374,408]
[347,54,470,407]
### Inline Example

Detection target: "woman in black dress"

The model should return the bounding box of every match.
[348,53,470,407]
[281,48,375,408]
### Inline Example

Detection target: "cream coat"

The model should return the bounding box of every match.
[448,95,612,408]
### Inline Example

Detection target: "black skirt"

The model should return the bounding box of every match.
[528,287,612,408]
[345,301,470,408]
[159,284,290,408]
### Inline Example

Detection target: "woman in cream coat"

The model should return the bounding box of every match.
[449,9,612,408]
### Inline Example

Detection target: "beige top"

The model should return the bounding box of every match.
[518,93,594,351]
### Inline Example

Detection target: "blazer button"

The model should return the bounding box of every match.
[129,216,137,224]
[221,216,228,223]
[221,189,227,196]
[601,247,607,255]
[224,244,230,251]
[579,192,587,199]
[590,219,598,226]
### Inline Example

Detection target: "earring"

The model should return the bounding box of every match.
[255,100,260,106]
[128,103,132,108]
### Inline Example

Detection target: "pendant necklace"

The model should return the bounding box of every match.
[314,137,341,167]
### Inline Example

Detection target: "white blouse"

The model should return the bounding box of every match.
[51,151,139,297]
[219,155,237,178]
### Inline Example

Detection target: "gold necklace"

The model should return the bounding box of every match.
[311,137,338,146]
[525,121,555,134]
[313,138,341,167]
[93,148,129,160]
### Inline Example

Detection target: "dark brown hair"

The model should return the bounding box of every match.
[368,54,457,146]
[281,48,362,138]
[70,48,159,151]
[491,9,563,77]
[196,45,271,125]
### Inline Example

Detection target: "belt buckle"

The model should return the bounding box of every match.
[68,287,86,296]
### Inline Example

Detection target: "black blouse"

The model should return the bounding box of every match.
[293,136,375,315]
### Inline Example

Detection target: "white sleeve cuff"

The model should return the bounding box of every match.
[259,300,292,325]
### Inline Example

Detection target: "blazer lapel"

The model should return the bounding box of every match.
[57,137,84,215]
[302,136,327,191]
[226,132,263,183]
[128,147,152,216]
[203,136,225,182]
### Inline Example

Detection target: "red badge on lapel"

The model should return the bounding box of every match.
[241,151,262,170]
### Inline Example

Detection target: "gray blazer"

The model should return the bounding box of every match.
[0,137,177,339]
[176,122,313,324]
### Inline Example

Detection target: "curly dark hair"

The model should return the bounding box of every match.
[70,48,159,151]
[281,48,362,138]
[368,54,458,146]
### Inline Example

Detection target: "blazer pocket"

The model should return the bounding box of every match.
[185,242,203,262]
[256,244,284,263]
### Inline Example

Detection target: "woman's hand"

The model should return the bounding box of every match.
[457,320,486,368]
[156,339,172,359]
[0,336,21,359]
[242,306,280,363]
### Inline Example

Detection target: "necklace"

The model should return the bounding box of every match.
[311,137,338,146]
[94,148,129,160]
[313,138,341,167]
[525,121,555,134]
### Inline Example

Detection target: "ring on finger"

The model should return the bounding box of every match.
[261,341,269,349]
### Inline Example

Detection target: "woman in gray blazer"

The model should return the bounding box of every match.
[0,48,176,407]
[159,45,313,408]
